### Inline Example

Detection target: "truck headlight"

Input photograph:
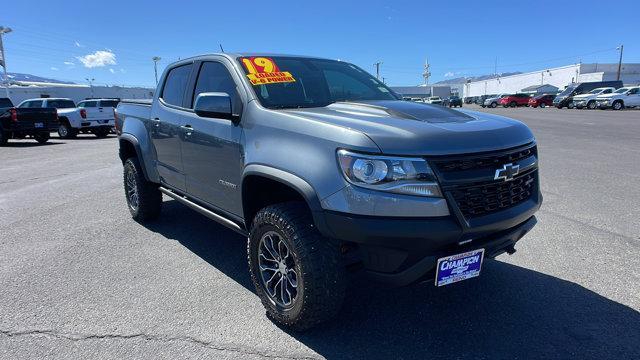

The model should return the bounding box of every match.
[337,150,442,197]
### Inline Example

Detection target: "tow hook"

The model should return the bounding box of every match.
[506,245,517,255]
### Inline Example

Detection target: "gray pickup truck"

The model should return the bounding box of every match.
[116,53,541,330]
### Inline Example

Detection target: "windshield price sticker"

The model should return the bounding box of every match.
[242,57,296,85]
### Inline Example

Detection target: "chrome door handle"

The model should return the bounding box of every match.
[181,125,193,136]
[151,118,160,127]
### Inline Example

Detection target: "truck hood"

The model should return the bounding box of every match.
[284,100,534,156]
[595,93,618,99]
[572,94,596,100]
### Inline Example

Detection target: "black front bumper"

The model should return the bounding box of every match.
[320,192,541,287]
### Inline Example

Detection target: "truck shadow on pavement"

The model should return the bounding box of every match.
[147,200,640,360]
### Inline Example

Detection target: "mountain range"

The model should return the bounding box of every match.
[434,72,522,85]
[4,72,76,84]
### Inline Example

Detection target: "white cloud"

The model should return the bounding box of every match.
[109,68,115,74]
[76,50,116,68]
[444,72,455,78]
[64,61,75,66]
[50,67,59,71]
[119,68,126,73]
[74,41,83,48]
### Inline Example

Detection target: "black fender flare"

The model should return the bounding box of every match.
[241,164,335,239]
[118,134,150,181]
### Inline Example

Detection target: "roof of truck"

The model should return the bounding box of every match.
[177,53,335,63]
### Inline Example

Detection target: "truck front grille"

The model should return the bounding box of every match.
[449,171,536,218]
[430,143,538,220]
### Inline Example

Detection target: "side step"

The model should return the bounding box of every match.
[159,187,248,237]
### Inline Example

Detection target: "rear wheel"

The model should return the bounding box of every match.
[34,132,50,144]
[248,202,346,331]
[491,102,498,108]
[540,103,546,108]
[567,102,575,109]
[123,157,162,222]
[612,100,624,110]
[58,123,77,139]
[509,101,517,108]
[0,128,8,146]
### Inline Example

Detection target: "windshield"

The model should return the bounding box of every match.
[558,85,577,96]
[613,87,629,94]
[238,56,398,109]
[588,88,604,94]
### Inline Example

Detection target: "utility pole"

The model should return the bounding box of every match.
[85,78,95,98]
[0,26,13,98]
[494,57,497,76]
[422,58,431,85]
[373,61,383,80]
[152,56,161,85]
[616,45,624,81]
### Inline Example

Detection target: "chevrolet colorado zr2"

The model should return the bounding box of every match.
[116,54,542,330]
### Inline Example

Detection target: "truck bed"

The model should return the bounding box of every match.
[1,107,59,133]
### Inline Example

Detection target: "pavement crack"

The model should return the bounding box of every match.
[0,329,318,359]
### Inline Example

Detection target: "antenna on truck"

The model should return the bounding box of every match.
[219,44,225,53]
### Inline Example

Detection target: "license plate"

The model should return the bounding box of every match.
[435,249,484,287]
[34,122,44,128]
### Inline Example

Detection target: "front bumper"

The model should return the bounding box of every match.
[320,187,541,287]
[596,99,610,108]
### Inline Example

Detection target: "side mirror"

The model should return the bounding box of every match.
[194,92,238,121]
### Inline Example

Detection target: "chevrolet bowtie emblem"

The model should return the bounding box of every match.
[494,163,520,181]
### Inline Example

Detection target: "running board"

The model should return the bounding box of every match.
[159,187,248,236]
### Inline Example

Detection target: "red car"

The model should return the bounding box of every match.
[499,93,531,107]
[528,94,556,108]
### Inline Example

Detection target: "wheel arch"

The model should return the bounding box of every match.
[119,134,151,181]
[241,165,333,239]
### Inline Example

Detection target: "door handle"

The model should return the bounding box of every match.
[181,124,193,136]
[151,118,161,127]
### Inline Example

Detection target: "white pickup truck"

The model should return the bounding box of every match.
[595,86,640,110]
[571,87,615,109]
[17,97,116,138]
[76,98,119,136]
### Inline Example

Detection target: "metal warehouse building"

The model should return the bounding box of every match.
[1,82,153,104]
[463,63,640,98]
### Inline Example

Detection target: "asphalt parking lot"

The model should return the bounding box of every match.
[1,107,639,359]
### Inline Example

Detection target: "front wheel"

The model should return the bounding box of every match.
[34,132,50,144]
[540,103,546,108]
[587,101,597,110]
[490,102,497,108]
[123,157,162,222]
[248,202,346,331]
[567,102,575,109]
[612,100,624,110]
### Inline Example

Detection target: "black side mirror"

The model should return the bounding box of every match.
[194,92,238,121]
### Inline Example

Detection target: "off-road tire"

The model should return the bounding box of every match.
[34,132,50,144]
[123,157,162,222]
[248,202,346,331]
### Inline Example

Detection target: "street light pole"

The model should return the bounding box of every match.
[616,45,624,81]
[373,61,383,80]
[0,26,13,98]
[85,78,95,98]
[152,56,161,85]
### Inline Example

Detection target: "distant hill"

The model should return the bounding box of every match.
[435,72,522,85]
[5,72,76,84]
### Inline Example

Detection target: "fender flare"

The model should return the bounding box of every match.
[241,164,335,239]
[118,133,150,181]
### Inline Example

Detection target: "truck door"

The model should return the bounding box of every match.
[149,63,194,191]
[626,88,640,106]
[180,60,244,216]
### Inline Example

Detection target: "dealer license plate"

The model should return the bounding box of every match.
[34,122,44,128]
[435,249,485,287]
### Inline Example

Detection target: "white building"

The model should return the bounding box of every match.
[1,82,154,104]
[463,63,640,98]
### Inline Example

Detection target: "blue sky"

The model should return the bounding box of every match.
[2,0,638,87]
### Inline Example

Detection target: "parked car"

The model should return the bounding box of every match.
[483,94,508,108]
[0,98,59,145]
[499,94,532,107]
[528,94,555,108]
[425,96,443,105]
[76,98,120,135]
[571,87,616,109]
[595,86,640,110]
[116,53,541,330]
[463,97,474,104]
[553,81,623,109]
[443,96,462,107]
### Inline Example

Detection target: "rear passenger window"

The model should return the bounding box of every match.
[100,100,119,108]
[192,62,239,111]
[161,64,193,107]
[80,101,98,108]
